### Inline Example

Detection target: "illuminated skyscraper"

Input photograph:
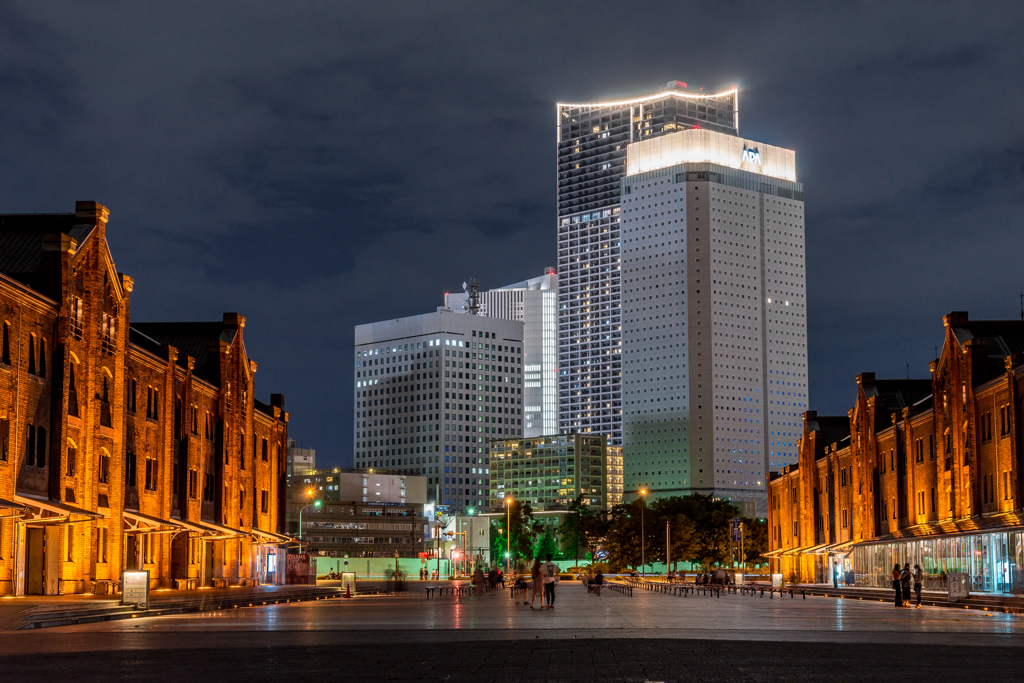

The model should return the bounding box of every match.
[620,128,807,515]
[556,81,740,448]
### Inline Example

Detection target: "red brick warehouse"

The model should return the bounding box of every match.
[0,201,291,595]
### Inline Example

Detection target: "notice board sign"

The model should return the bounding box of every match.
[122,570,150,609]
[286,553,312,585]
[948,572,970,602]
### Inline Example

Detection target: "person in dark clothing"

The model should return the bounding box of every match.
[901,563,912,608]
[913,564,924,608]
[892,564,903,607]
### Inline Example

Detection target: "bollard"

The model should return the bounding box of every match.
[802,590,806,600]
[790,589,794,599]
[770,589,774,599]
[717,588,720,598]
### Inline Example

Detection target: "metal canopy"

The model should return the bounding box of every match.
[251,527,291,544]
[14,493,104,522]
[170,516,245,540]
[123,509,185,534]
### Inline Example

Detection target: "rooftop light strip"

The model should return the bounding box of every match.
[558,88,738,108]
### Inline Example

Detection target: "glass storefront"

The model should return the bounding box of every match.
[852,531,1024,594]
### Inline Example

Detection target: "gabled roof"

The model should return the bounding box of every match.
[807,416,850,449]
[863,379,933,414]
[131,321,239,386]
[951,320,1024,357]
[0,213,94,287]
[950,319,1024,381]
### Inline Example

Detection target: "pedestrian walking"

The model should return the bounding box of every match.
[892,564,903,607]
[541,554,559,609]
[529,559,544,608]
[901,563,912,608]
[913,564,924,608]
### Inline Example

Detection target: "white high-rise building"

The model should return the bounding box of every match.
[445,269,558,437]
[353,310,525,513]
[620,128,807,514]
[557,82,740,449]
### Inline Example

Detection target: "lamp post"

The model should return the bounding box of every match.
[298,489,322,541]
[639,489,646,577]
[504,496,512,576]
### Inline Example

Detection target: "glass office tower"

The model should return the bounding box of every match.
[556,81,740,448]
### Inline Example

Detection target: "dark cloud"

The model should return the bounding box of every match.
[2,1,1023,463]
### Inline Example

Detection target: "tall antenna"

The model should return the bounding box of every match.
[906,363,910,380]
[462,279,481,316]
[1019,291,1023,321]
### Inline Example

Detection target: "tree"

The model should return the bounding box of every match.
[604,500,644,570]
[743,517,768,565]
[533,529,561,561]
[558,494,596,566]
[489,519,509,567]
[493,498,541,567]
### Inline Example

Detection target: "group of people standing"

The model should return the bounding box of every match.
[513,554,560,609]
[892,563,924,608]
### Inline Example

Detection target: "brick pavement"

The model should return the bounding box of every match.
[1,639,1022,683]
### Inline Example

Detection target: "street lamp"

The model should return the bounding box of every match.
[639,489,646,577]
[504,496,513,577]
[298,490,322,540]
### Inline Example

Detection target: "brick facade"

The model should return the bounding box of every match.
[769,312,1024,586]
[0,202,289,595]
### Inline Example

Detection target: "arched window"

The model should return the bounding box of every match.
[1,322,10,365]
[28,333,36,374]
[98,448,110,484]
[68,361,79,417]
[100,370,112,427]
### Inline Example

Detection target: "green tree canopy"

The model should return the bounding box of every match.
[743,517,768,565]
[605,494,740,570]
[492,498,541,565]
[533,529,561,561]
[558,494,600,566]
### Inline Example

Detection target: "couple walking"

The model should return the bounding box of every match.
[892,562,924,608]
[525,554,559,609]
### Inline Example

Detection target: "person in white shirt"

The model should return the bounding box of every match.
[541,555,559,609]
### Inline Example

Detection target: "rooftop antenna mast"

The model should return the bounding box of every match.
[1019,291,1023,321]
[463,279,481,316]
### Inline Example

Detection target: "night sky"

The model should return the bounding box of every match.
[3,3,1023,468]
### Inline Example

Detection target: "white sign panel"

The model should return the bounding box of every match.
[947,572,970,602]
[122,570,150,609]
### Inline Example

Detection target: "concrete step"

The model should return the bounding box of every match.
[16,587,344,630]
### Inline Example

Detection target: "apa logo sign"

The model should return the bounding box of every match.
[741,147,762,165]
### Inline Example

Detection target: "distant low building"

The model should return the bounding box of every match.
[286,469,429,558]
[288,468,426,506]
[286,438,316,475]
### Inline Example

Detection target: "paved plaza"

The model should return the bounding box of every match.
[2,581,1024,681]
